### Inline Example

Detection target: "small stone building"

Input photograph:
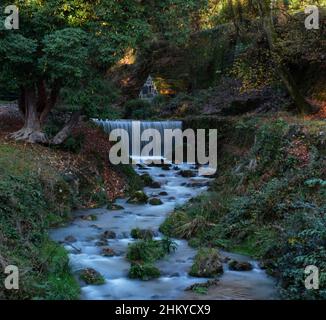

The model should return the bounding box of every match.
[139,75,158,101]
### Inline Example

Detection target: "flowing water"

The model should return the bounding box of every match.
[50,159,277,300]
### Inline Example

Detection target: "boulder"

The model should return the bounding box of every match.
[107,203,125,211]
[149,198,163,206]
[79,268,105,285]
[64,235,77,243]
[100,230,117,240]
[228,260,253,271]
[189,248,224,278]
[128,191,148,204]
[101,247,117,257]
[180,170,196,178]
[131,228,154,240]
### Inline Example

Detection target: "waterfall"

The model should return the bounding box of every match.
[93,119,183,157]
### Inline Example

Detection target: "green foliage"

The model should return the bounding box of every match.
[127,240,167,264]
[124,99,155,120]
[278,214,326,299]
[60,77,121,119]
[161,117,326,299]
[161,237,178,254]
[129,263,161,281]
[116,164,144,196]
[131,228,154,241]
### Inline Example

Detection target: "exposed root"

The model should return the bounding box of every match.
[9,128,48,144]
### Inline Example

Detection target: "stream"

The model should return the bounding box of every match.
[50,159,277,300]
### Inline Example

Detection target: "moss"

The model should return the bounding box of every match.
[131,228,154,240]
[189,248,223,278]
[128,263,160,280]
[159,211,190,237]
[79,268,105,285]
[107,203,125,211]
[128,190,148,204]
[116,164,144,196]
[126,240,167,264]
[149,198,163,206]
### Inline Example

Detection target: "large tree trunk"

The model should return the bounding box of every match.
[10,82,80,144]
[10,86,48,143]
[257,1,314,114]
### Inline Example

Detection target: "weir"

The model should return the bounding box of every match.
[94,119,183,157]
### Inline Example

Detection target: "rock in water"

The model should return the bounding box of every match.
[131,228,155,240]
[189,248,223,278]
[101,247,117,257]
[79,268,105,285]
[149,198,163,206]
[127,191,148,204]
[107,203,125,211]
[228,260,253,271]
[100,230,117,240]
[180,170,196,178]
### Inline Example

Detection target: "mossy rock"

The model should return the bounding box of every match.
[228,260,253,271]
[107,203,125,211]
[81,214,98,221]
[79,268,105,285]
[140,173,155,187]
[189,248,223,278]
[100,230,117,240]
[126,240,166,264]
[150,181,161,189]
[128,190,148,204]
[149,198,163,206]
[128,263,161,281]
[180,170,196,178]
[101,247,117,257]
[131,228,154,240]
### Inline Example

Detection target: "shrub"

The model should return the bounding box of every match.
[124,99,155,120]
[128,263,160,280]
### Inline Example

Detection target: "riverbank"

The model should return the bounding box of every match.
[162,114,326,299]
[0,105,139,299]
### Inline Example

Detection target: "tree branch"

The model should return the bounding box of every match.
[51,111,81,145]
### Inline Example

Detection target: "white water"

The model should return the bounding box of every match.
[50,159,277,300]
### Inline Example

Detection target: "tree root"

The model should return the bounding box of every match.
[9,128,48,144]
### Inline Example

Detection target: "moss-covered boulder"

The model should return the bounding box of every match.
[81,214,98,221]
[101,247,117,257]
[128,190,148,204]
[189,248,223,278]
[140,173,155,186]
[131,228,154,240]
[150,181,161,189]
[79,268,105,285]
[228,260,253,271]
[180,170,196,178]
[149,198,163,206]
[100,230,117,240]
[128,263,161,281]
[107,203,125,211]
